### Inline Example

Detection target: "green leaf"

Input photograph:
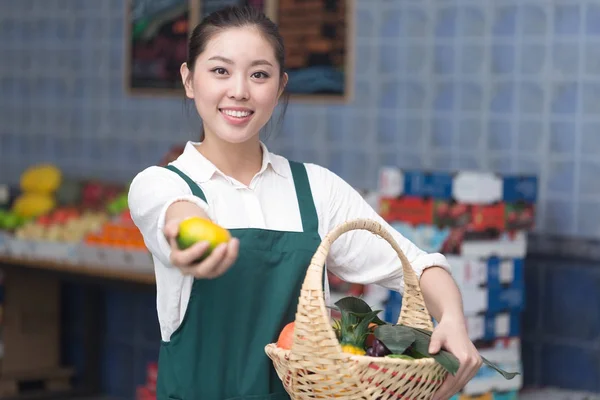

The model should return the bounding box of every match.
[481,356,520,380]
[356,310,383,334]
[403,327,460,375]
[334,296,386,325]
[401,325,520,379]
[411,339,460,375]
[413,327,434,337]
[405,346,431,359]
[373,325,416,355]
[347,310,384,319]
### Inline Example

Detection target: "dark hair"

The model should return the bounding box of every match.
[185,5,289,141]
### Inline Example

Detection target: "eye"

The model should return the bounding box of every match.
[211,67,228,75]
[252,71,269,79]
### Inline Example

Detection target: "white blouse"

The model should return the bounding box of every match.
[128,142,451,341]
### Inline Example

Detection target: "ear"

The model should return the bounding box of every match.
[180,62,195,98]
[278,72,289,99]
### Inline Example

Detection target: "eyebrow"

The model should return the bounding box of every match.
[208,56,273,67]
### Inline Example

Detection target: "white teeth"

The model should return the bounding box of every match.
[222,109,251,118]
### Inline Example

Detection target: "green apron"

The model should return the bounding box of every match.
[157,162,322,400]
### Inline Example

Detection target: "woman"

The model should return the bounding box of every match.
[128,5,481,400]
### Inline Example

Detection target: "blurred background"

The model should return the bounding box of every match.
[0,0,599,399]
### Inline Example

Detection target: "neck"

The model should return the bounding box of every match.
[196,135,263,186]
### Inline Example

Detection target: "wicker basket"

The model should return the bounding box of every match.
[265,218,447,399]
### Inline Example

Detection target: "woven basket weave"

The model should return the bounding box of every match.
[265,218,447,399]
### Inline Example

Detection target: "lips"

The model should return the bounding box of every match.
[219,108,254,125]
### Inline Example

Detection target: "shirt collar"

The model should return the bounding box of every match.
[176,141,286,183]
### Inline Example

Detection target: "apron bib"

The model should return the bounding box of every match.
[156,162,321,400]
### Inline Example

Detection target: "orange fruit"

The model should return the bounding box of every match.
[176,217,231,261]
[276,322,295,350]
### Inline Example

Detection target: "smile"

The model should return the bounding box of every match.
[219,109,254,118]
[219,108,255,126]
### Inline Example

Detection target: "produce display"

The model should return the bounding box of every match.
[0,162,152,271]
[276,296,518,381]
[0,143,194,270]
[14,207,107,243]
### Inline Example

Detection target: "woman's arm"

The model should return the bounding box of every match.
[128,166,211,267]
[128,166,239,278]
[311,164,452,293]
[420,266,465,324]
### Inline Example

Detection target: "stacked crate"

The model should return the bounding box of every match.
[377,167,537,400]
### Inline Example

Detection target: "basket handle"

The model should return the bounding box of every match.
[292,219,434,357]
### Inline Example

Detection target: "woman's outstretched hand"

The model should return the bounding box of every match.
[163,218,240,279]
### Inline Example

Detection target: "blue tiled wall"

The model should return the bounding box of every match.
[2,1,600,239]
[2,0,600,397]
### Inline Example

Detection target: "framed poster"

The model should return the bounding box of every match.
[196,0,267,16]
[125,0,196,96]
[266,0,355,102]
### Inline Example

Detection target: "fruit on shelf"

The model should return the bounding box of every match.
[0,209,28,231]
[20,164,62,194]
[106,193,129,216]
[15,208,108,243]
[84,221,146,250]
[80,181,126,210]
[11,192,56,219]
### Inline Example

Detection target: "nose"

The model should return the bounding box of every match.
[227,74,250,101]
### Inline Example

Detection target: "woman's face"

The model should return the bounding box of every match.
[181,26,287,144]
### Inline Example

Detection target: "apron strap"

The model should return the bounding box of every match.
[289,161,319,233]
[163,162,318,233]
[163,165,207,202]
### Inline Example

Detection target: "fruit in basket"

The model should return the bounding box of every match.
[365,322,377,348]
[366,338,391,357]
[332,309,381,356]
[276,321,295,350]
[176,217,231,259]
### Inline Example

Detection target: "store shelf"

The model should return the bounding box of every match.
[0,256,155,285]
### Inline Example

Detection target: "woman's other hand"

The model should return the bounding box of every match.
[429,317,483,400]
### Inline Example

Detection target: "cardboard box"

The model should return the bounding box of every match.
[466,311,521,342]
[378,168,538,205]
[461,285,524,316]
[446,256,524,290]
[387,220,528,258]
[379,196,536,237]
[1,270,60,373]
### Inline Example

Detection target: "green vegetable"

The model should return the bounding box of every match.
[331,296,521,380]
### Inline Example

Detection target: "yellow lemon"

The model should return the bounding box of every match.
[176,217,231,261]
